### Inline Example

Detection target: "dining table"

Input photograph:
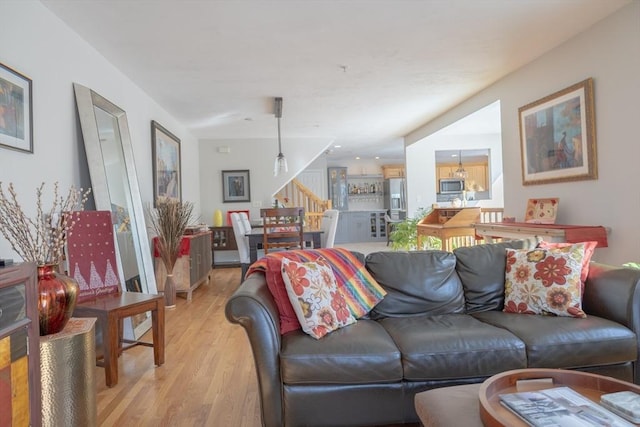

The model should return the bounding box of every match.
[245,227,324,263]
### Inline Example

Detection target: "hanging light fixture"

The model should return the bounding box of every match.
[454,150,468,179]
[273,97,288,176]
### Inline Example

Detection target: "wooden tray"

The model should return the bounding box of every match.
[479,369,640,426]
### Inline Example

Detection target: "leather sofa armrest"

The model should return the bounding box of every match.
[225,273,283,427]
[583,263,640,329]
[583,262,640,384]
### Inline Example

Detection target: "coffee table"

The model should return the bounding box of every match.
[479,368,640,426]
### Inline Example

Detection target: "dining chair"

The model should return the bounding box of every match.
[260,207,305,255]
[320,209,340,248]
[230,212,251,282]
[239,212,252,234]
[385,213,403,246]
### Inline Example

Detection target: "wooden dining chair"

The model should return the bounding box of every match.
[260,207,305,255]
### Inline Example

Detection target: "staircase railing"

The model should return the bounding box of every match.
[275,178,332,230]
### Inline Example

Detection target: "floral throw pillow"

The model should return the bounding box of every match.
[504,243,587,318]
[281,256,356,339]
[537,240,597,293]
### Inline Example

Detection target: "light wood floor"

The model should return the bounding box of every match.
[95,267,261,426]
[95,254,415,427]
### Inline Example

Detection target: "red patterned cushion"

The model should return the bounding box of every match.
[504,243,587,318]
[538,240,596,292]
[265,256,302,334]
[281,257,356,339]
[251,248,386,334]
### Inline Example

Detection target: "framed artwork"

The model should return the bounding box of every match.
[222,170,251,203]
[524,198,559,224]
[519,78,597,185]
[151,120,181,205]
[0,62,33,153]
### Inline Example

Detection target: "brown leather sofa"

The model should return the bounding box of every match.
[225,242,640,427]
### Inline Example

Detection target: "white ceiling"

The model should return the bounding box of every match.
[41,0,629,161]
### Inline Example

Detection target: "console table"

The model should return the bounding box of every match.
[473,222,608,247]
[154,231,212,300]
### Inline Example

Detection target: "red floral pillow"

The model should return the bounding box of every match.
[281,257,356,339]
[265,255,301,334]
[504,243,587,318]
[538,241,597,292]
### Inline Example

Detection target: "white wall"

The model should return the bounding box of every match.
[198,137,331,224]
[406,132,504,216]
[405,2,640,265]
[0,2,201,260]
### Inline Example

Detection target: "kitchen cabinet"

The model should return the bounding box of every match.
[155,231,212,301]
[436,163,488,192]
[382,164,405,179]
[334,211,387,243]
[327,167,349,211]
[0,262,41,427]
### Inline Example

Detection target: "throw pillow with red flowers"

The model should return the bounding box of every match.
[504,244,586,318]
[281,257,356,339]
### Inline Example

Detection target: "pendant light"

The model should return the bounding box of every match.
[273,97,288,176]
[454,150,468,179]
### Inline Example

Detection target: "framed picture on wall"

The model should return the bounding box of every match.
[0,62,33,153]
[151,120,181,205]
[222,170,251,203]
[518,78,597,185]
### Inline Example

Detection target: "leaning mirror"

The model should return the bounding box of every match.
[73,83,156,339]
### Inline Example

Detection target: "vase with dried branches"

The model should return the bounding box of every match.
[0,182,91,335]
[148,200,194,308]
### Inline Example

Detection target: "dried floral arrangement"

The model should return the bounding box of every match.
[0,182,91,265]
[147,200,194,273]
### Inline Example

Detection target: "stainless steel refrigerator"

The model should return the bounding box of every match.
[383,178,407,220]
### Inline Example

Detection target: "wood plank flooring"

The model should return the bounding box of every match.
[95,260,418,426]
[95,267,261,426]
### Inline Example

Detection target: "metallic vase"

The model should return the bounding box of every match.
[37,264,79,335]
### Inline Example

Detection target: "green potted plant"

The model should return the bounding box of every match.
[390,208,441,251]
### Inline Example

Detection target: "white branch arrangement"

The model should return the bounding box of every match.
[0,182,91,265]
[147,200,194,273]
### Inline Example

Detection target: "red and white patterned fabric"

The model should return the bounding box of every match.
[65,211,120,301]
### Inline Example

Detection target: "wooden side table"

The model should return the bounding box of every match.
[73,292,165,387]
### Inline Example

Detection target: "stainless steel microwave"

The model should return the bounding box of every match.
[439,178,465,194]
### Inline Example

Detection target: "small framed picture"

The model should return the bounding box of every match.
[222,170,251,203]
[0,62,33,153]
[151,120,181,205]
[519,78,597,185]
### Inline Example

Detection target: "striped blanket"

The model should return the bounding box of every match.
[247,248,386,332]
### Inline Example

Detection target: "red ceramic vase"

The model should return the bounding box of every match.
[37,264,79,336]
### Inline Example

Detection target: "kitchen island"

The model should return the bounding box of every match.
[334,210,388,244]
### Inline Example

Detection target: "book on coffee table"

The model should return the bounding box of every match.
[499,386,634,427]
[600,391,640,423]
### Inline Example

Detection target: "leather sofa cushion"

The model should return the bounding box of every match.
[379,314,527,380]
[365,251,465,319]
[454,240,533,313]
[472,311,637,368]
[280,320,402,385]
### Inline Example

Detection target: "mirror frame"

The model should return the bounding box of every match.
[73,83,157,300]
